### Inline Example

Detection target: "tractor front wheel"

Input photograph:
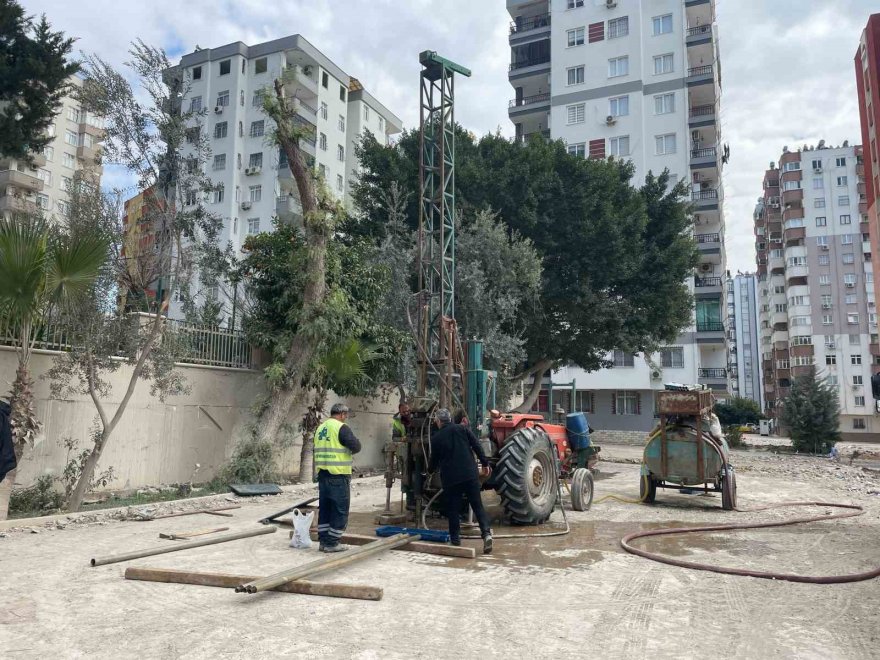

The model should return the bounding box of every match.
[570,468,594,511]
[496,426,558,524]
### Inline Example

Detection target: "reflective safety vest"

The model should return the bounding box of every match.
[314,418,353,475]
[391,415,406,438]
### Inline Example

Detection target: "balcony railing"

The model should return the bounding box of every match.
[692,189,719,201]
[695,232,720,244]
[687,64,714,78]
[686,25,713,38]
[510,13,551,34]
[697,322,725,333]
[699,368,727,379]
[521,130,551,141]
[689,104,715,117]
[691,146,718,159]
[509,57,551,71]
[509,92,551,108]
[695,276,722,287]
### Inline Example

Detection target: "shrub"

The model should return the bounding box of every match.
[723,425,744,449]
[213,437,279,487]
[9,475,63,515]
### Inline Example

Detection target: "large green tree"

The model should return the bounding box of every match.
[779,367,841,454]
[715,396,762,427]
[353,129,698,409]
[0,0,79,160]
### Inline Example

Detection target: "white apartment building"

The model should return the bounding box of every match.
[164,35,402,320]
[508,0,727,438]
[756,144,877,441]
[726,272,763,407]
[0,76,103,220]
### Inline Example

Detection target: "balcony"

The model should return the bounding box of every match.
[695,232,721,256]
[276,194,303,224]
[282,65,318,100]
[509,92,551,117]
[0,195,38,214]
[694,276,722,297]
[686,24,714,46]
[686,64,715,86]
[691,146,718,169]
[689,104,716,127]
[698,367,727,389]
[0,169,44,193]
[692,188,719,210]
[509,57,551,76]
[296,98,318,122]
[77,144,100,162]
[79,121,105,139]
[696,321,725,344]
[521,129,551,142]
[509,13,551,37]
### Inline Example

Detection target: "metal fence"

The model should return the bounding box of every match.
[0,318,72,352]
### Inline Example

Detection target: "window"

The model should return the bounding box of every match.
[213,184,224,204]
[822,314,833,325]
[840,214,851,225]
[826,354,837,365]
[783,161,801,172]
[567,66,585,86]
[61,176,71,191]
[56,200,70,216]
[318,164,327,178]
[816,216,827,226]
[319,133,327,151]
[216,90,229,107]
[660,347,684,368]
[824,334,836,348]
[818,255,830,266]
[815,198,826,208]
[364,105,371,121]
[248,185,262,202]
[839,196,850,206]
[64,130,78,146]
[338,115,345,131]
[828,375,839,386]
[852,353,863,365]
[36,169,51,186]
[35,193,49,210]
[567,104,585,124]
[336,174,344,191]
[811,159,822,169]
[812,177,823,189]
[247,218,260,235]
[219,60,230,76]
[653,54,674,75]
[66,106,80,122]
[654,93,674,115]
[575,391,594,413]
[339,85,346,102]
[653,14,673,35]
[248,152,263,169]
[842,233,854,244]
[43,146,54,161]
[249,120,264,137]
[609,136,630,157]
[608,17,628,39]
[379,117,385,132]
[214,122,228,139]
[184,190,197,206]
[791,316,809,326]
[321,71,329,88]
[836,157,846,167]
[854,418,867,429]
[783,180,801,191]
[240,90,245,106]
[314,101,325,121]
[855,396,866,407]
[62,152,75,168]
[844,273,857,285]
[213,154,226,170]
[567,27,585,47]
[251,90,264,108]
[848,314,860,325]
[837,176,848,186]
[842,253,856,264]
[655,133,676,155]
[854,374,864,384]
[190,96,202,113]
[608,56,629,78]
[609,95,629,117]
[613,391,639,415]
[817,236,829,247]
[612,350,634,367]
[567,0,584,7]
[255,57,267,74]
[846,294,857,304]
[337,145,345,162]
[192,66,202,80]
[567,143,586,158]
[238,121,243,137]
[237,153,242,169]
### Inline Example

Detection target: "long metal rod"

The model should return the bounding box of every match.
[124,567,383,601]
[238,533,418,594]
[305,530,475,559]
[90,526,276,567]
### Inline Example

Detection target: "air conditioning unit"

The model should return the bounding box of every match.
[245,166,261,176]
[651,370,662,380]
[303,65,313,76]
[606,0,617,7]
[769,201,780,208]
[845,282,856,288]
[822,303,832,309]
[240,201,252,210]
[605,115,616,126]
[814,167,823,173]
[700,263,712,272]
[214,106,223,114]
[820,245,829,250]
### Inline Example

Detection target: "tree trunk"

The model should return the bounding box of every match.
[0,469,15,521]
[66,429,107,512]
[298,389,327,483]
[511,359,555,413]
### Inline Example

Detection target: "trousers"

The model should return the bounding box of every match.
[317,471,351,547]
[443,478,491,543]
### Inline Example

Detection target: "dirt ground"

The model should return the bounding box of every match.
[2,442,879,659]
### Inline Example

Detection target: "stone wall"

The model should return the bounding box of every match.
[591,429,649,446]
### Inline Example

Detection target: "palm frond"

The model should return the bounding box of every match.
[45,230,109,303]
[0,216,50,320]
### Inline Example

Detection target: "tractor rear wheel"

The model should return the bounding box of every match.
[721,465,737,511]
[640,473,657,503]
[570,468,594,511]
[496,426,558,524]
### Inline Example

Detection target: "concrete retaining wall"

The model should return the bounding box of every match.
[0,347,395,491]
[591,429,650,446]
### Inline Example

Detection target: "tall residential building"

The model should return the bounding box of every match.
[856,14,880,314]
[507,0,728,439]
[0,76,103,220]
[756,144,877,441]
[726,272,762,406]
[162,35,402,321]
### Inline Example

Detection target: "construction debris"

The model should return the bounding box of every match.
[158,526,229,540]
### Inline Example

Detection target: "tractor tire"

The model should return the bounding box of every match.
[496,426,558,524]
[721,465,737,511]
[640,473,657,504]
[570,468,594,511]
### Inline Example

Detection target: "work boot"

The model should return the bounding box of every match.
[482,533,493,555]
[321,544,346,553]
[448,539,462,547]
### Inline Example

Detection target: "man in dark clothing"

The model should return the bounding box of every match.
[429,408,493,554]
[0,401,16,484]
[314,403,362,553]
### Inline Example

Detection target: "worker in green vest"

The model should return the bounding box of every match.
[314,403,361,553]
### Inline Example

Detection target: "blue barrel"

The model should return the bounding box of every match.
[566,412,591,450]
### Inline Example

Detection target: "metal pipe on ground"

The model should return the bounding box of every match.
[90,526,276,567]
[238,533,418,594]
[303,530,475,559]
[124,567,382,600]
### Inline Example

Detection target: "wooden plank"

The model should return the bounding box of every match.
[148,505,241,520]
[305,530,475,559]
[124,567,382,601]
[159,526,229,540]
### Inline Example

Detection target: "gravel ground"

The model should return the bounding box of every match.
[2,444,879,659]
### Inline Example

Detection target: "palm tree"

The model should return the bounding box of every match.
[0,215,107,519]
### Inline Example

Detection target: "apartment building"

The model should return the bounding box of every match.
[856,14,880,313]
[0,76,103,220]
[726,272,763,407]
[507,0,728,439]
[162,35,402,321]
[756,144,877,441]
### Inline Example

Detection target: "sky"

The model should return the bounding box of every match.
[23,0,878,274]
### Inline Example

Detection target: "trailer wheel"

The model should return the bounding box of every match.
[496,426,558,524]
[721,465,737,511]
[640,473,657,504]
[570,468,594,511]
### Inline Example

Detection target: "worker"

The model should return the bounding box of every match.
[392,402,411,440]
[314,403,361,553]
[429,408,493,554]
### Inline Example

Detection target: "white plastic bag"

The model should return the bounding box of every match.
[289,508,314,549]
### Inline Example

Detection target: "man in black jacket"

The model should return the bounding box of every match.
[0,401,16,484]
[429,408,493,554]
